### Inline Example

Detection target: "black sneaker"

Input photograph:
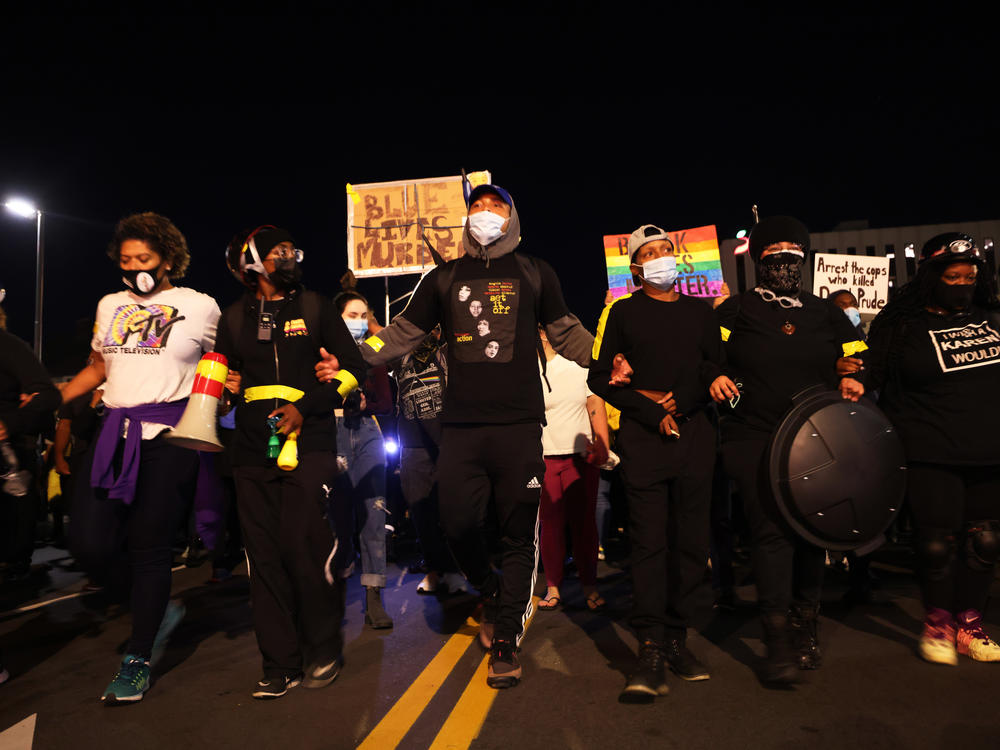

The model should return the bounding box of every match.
[664,639,711,681]
[486,638,521,689]
[619,640,669,703]
[252,673,302,700]
[302,656,342,689]
[713,588,737,612]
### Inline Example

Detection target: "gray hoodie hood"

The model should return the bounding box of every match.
[462,197,521,266]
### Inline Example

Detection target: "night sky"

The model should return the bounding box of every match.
[2,7,995,375]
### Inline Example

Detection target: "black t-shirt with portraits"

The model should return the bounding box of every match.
[398,252,570,424]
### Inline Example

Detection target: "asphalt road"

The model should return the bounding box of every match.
[2,544,999,750]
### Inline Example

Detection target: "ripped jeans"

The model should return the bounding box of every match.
[334,415,388,588]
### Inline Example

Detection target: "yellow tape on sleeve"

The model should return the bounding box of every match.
[842,340,869,357]
[366,335,385,353]
[334,370,360,400]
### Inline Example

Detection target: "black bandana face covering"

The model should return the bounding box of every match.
[756,253,803,294]
[269,258,302,289]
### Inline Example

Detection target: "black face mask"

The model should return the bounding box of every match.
[122,265,166,296]
[933,280,975,312]
[756,253,803,294]
[269,258,302,289]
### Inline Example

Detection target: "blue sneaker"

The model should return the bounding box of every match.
[102,655,150,704]
[150,601,186,666]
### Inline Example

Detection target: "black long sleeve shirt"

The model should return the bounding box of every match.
[588,291,723,432]
[214,287,367,467]
[0,329,59,439]
[716,291,867,442]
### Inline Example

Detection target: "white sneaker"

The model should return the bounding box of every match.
[442,572,469,594]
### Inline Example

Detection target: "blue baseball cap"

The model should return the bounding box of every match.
[466,183,513,209]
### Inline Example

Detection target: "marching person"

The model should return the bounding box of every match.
[589,224,725,702]
[60,212,220,704]
[394,327,467,596]
[711,215,866,685]
[319,183,594,688]
[1,296,60,581]
[537,325,609,613]
[867,232,1000,665]
[215,225,366,699]
[334,290,394,629]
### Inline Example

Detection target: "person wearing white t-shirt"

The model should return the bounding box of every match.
[61,212,221,705]
[537,327,610,612]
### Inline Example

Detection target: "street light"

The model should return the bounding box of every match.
[3,197,45,359]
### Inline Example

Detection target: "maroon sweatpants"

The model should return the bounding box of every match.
[539,454,600,588]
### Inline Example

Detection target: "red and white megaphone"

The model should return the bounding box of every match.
[164,352,229,452]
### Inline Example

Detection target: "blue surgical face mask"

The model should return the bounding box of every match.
[639,255,679,290]
[345,317,368,341]
[844,306,861,328]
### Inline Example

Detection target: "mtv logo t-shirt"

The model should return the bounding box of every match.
[92,286,221,439]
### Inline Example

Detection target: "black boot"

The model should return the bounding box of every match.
[364,587,393,629]
[619,639,669,703]
[789,602,822,670]
[760,613,798,685]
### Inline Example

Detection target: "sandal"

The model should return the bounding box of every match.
[537,594,562,611]
[585,591,607,611]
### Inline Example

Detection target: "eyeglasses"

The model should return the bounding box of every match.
[267,247,304,262]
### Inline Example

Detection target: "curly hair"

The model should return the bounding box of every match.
[107,212,190,279]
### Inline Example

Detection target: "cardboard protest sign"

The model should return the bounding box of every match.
[812,253,890,314]
[347,172,490,278]
[604,224,724,300]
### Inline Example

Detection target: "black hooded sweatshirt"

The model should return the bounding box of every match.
[360,196,594,425]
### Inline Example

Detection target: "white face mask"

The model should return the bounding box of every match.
[467,210,507,247]
[638,255,679,290]
[844,306,862,328]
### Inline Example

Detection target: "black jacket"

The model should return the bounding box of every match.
[214,287,367,467]
[0,329,59,441]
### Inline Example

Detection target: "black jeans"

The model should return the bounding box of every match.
[619,412,715,644]
[70,434,198,658]
[400,443,458,576]
[234,451,345,678]
[437,423,545,644]
[721,437,825,616]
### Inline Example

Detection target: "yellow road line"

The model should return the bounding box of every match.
[429,596,540,750]
[356,616,480,750]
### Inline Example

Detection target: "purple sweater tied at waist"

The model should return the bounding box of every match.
[90,400,187,505]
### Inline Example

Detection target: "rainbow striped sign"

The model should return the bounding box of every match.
[604,224,724,300]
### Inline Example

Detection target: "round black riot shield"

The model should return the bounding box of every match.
[767,385,906,551]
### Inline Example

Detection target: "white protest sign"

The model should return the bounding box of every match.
[812,253,890,314]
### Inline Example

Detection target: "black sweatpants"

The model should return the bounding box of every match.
[907,462,1000,613]
[70,434,199,659]
[234,451,345,679]
[721,437,825,615]
[619,412,715,644]
[437,423,545,645]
